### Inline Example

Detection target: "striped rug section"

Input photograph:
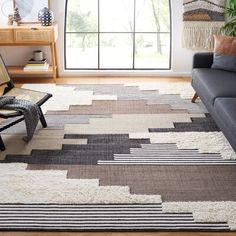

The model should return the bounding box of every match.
[98,144,236,165]
[0,204,229,231]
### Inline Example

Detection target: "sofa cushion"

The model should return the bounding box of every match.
[192,68,236,105]
[214,97,236,135]
[211,35,236,72]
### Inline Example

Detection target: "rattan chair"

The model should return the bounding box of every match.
[0,54,52,151]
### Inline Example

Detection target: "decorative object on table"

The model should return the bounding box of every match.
[38,7,53,26]
[182,0,226,50]
[7,14,13,25]
[33,50,44,61]
[24,51,48,71]
[13,0,49,23]
[24,60,49,71]
[220,0,236,36]
[12,7,21,26]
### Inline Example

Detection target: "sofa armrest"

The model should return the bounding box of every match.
[193,52,214,69]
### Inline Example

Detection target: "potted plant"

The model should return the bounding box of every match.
[221,0,236,36]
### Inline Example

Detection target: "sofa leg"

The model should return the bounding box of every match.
[191,92,199,103]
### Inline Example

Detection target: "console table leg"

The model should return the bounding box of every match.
[54,43,59,78]
[50,43,57,83]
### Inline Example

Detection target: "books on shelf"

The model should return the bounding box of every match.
[28,58,47,64]
[24,58,49,71]
[24,63,49,71]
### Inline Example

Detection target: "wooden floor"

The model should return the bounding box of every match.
[12,76,191,85]
[3,76,236,236]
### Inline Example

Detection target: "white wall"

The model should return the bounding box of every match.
[170,0,199,76]
[0,0,204,77]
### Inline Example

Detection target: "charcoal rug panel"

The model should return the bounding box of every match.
[0,204,230,231]
[0,82,236,231]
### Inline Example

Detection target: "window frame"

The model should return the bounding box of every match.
[64,0,172,70]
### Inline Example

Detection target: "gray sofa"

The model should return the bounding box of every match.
[191,52,236,151]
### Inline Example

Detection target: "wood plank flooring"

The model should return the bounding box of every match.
[3,76,235,236]
[12,76,191,85]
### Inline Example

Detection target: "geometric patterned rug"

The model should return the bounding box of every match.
[0,81,236,231]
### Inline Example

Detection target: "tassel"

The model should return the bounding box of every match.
[182,21,225,50]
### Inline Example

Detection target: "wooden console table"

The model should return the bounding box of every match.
[0,23,58,81]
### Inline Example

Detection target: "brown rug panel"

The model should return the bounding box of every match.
[46,100,187,115]
[28,164,236,202]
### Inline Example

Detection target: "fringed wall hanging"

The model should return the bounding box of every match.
[182,0,226,50]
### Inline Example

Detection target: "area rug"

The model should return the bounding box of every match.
[0,81,236,231]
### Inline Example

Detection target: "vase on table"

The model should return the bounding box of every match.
[38,7,54,26]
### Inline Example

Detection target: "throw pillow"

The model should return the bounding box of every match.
[211,35,236,72]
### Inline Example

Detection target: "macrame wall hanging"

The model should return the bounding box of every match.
[182,0,226,50]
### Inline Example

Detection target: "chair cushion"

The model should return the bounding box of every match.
[192,68,236,105]
[214,97,236,134]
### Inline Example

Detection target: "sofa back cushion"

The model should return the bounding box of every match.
[211,35,236,72]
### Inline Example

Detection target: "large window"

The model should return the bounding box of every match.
[65,0,171,70]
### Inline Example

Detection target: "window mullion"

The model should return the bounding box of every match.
[98,0,100,69]
[133,0,136,69]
